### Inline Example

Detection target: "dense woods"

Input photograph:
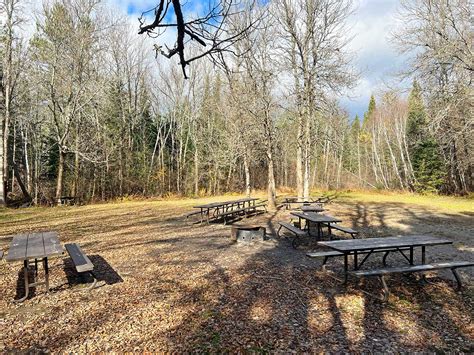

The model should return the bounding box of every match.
[0,0,472,207]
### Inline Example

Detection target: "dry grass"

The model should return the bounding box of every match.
[0,192,473,352]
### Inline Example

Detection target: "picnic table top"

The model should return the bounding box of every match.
[318,235,453,253]
[193,197,259,209]
[291,211,342,223]
[5,232,64,262]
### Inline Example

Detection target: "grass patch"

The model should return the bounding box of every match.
[334,190,473,214]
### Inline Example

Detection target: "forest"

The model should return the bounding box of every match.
[0,0,472,207]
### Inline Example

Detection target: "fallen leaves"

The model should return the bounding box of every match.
[0,197,473,352]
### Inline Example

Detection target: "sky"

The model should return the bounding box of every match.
[108,0,408,120]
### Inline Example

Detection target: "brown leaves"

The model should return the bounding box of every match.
[0,197,473,352]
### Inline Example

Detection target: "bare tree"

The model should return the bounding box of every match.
[274,0,357,200]
[0,0,26,205]
[138,0,259,78]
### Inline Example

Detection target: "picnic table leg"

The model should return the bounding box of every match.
[344,254,349,284]
[14,260,30,303]
[354,251,359,270]
[421,246,426,264]
[409,247,414,265]
[43,257,49,293]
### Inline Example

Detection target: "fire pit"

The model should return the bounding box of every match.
[231,224,266,243]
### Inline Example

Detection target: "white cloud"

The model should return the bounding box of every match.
[341,0,409,118]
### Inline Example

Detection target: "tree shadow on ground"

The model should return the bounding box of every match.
[1,198,473,352]
[142,202,474,351]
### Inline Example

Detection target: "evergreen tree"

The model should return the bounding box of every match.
[351,115,360,135]
[406,81,445,193]
[362,95,376,128]
[406,80,426,146]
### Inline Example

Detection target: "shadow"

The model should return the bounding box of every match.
[14,266,36,301]
[63,255,123,288]
[2,195,473,352]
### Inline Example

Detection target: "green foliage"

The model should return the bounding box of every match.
[406,81,446,193]
[362,95,376,127]
[351,115,360,136]
[412,139,445,193]
[407,80,426,143]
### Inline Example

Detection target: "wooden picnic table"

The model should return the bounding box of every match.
[318,235,453,283]
[291,211,342,239]
[193,198,259,224]
[300,206,325,213]
[5,232,64,302]
[282,196,327,209]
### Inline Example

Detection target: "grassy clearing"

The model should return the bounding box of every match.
[0,190,472,352]
[0,190,471,227]
[331,190,473,214]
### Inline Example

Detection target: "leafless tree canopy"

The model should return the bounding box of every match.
[138,0,259,78]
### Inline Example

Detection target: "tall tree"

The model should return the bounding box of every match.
[0,0,24,205]
[274,0,356,200]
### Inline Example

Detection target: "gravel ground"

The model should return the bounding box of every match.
[0,197,473,352]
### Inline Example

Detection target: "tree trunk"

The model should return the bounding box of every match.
[0,125,5,205]
[244,153,251,197]
[194,147,199,195]
[55,149,65,205]
[296,116,304,200]
[303,117,311,200]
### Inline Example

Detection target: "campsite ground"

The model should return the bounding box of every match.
[1,191,473,352]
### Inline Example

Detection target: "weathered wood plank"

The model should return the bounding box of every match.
[26,233,46,259]
[65,243,94,273]
[43,232,64,256]
[319,235,453,252]
[351,261,474,277]
[5,234,28,262]
[278,222,307,237]
[306,251,343,258]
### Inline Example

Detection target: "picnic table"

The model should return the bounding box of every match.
[193,197,260,224]
[318,235,453,284]
[291,211,342,239]
[282,195,329,209]
[5,232,64,302]
[300,206,325,213]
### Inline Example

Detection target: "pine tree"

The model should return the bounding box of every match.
[406,81,445,193]
[362,95,376,128]
[407,80,426,146]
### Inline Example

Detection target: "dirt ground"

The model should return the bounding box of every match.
[0,196,473,352]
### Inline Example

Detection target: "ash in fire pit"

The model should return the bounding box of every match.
[231,224,266,243]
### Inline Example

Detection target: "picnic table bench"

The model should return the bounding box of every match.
[351,261,474,302]
[326,223,359,239]
[277,222,308,248]
[65,243,97,290]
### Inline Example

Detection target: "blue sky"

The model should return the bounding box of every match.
[109,0,407,120]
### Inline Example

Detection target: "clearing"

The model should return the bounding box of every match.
[0,192,473,352]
